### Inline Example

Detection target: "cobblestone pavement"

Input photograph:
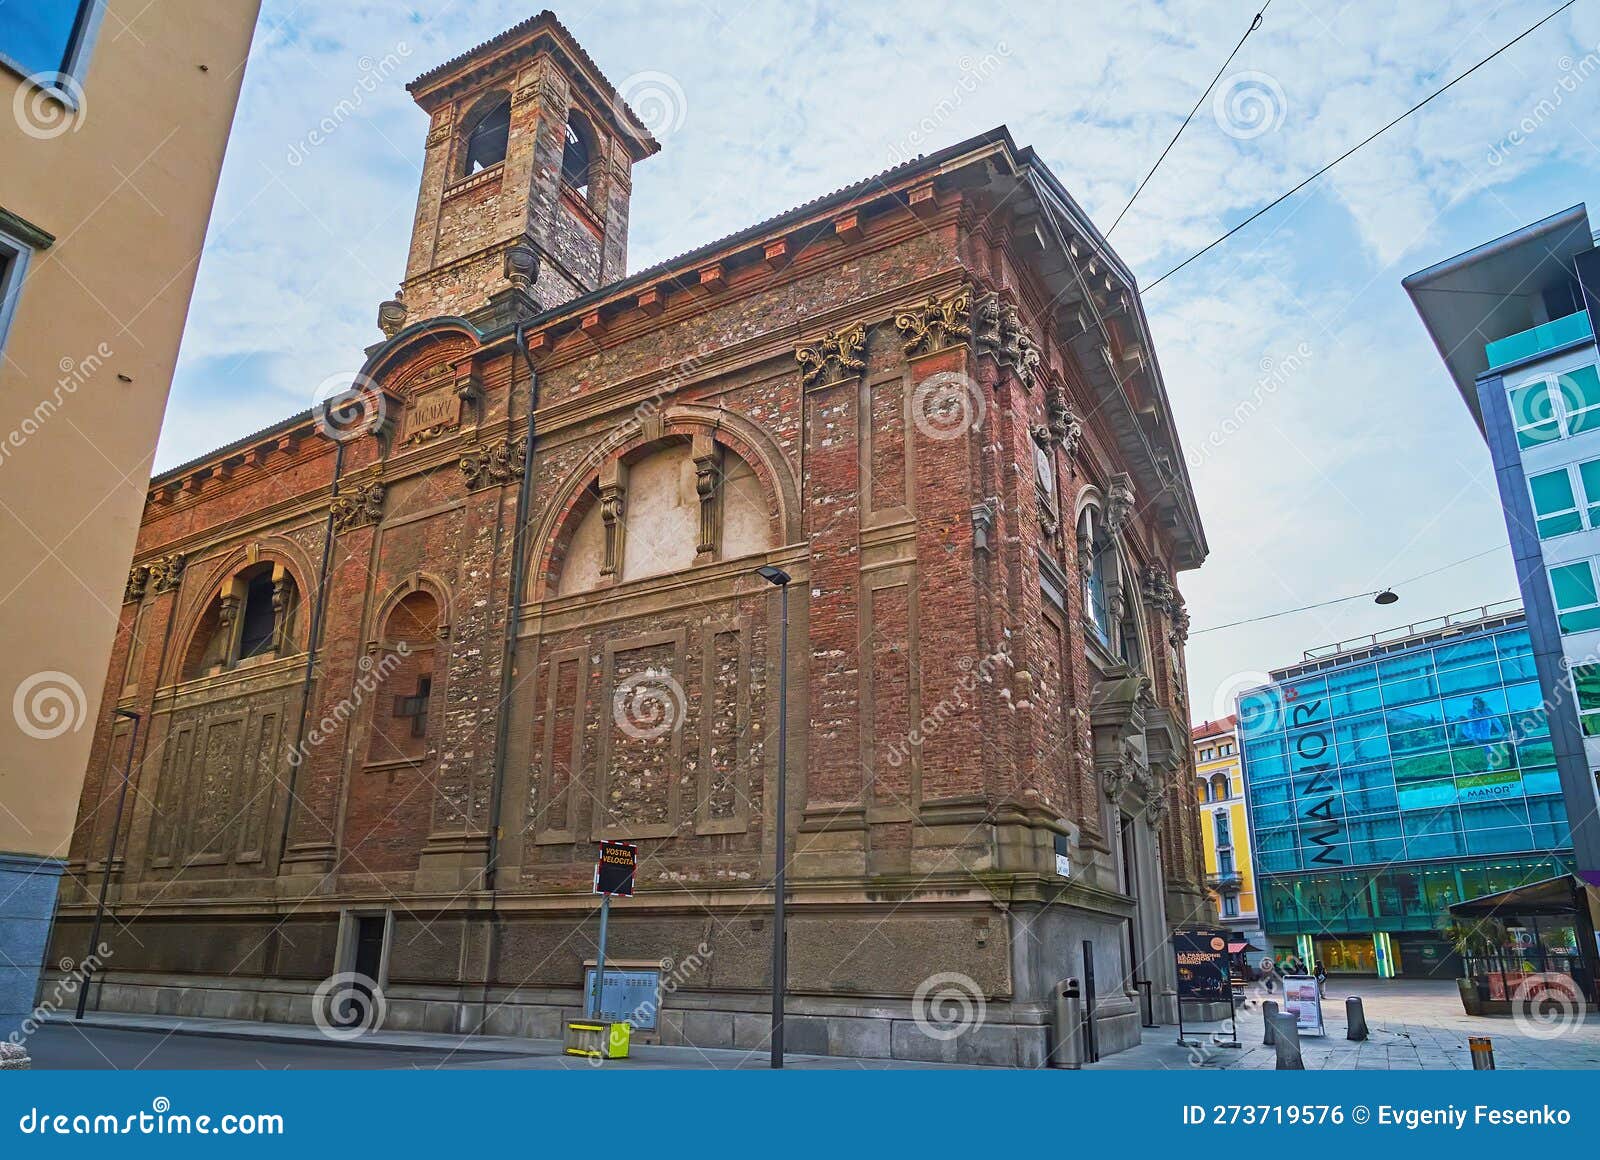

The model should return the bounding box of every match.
[1091,978,1600,1070]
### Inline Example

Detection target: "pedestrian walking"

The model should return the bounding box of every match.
[1314,962,1328,997]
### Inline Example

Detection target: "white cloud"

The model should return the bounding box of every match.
[160,0,1600,710]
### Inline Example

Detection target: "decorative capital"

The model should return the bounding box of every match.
[973,291,1042,389]
[894,287,972,358]
[1045,383,1082,460]
[124,564,149,604]
[1167,596,1190,646]
[796,322,868,388]
[459,440,527,491]
[331,479,385,532]
[1103,751,1140,804]
[1141,564,1174,606]
[148,553,186,595]
[1105,472,1136,536]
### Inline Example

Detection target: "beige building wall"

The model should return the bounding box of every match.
[0,0,259,1039]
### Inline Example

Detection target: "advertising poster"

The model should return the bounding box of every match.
[1282,974,1325,1034]
[1173,929,1230,1001]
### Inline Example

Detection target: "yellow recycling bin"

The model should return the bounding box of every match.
[564,1020,631,1060]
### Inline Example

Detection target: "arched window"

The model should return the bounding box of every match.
[561,112,593,197]
[1077,506,1113,646]
[180,563,299,680]
[368,590,440,764]
[460,93,510,175]
[557,439,774,596]
[1213,772,1231,801]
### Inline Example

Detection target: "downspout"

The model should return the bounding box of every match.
[276,433,346,869]
[485,322,538,892]
[480,322,537,1029]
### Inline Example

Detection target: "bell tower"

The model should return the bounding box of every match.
[384,12,659,332]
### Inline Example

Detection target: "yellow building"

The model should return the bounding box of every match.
[0,1,259,1045]
[1193,716,1265,960]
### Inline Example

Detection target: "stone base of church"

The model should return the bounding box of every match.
[50,892,1170,1065]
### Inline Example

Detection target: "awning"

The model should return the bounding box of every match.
[1448,874,1585,919]
[1228,940,1258,953]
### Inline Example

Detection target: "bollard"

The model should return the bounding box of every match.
[1345,995,1369,1041]
[1469,1036,1495,1070]
[1262,1000,1279,1045]
[1271,1013,1304,1070]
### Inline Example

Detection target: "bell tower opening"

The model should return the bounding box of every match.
[393,12,660,330]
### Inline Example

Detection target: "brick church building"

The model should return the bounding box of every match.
[53,12,1211,1064]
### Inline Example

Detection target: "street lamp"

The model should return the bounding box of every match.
[76,707,139,1019]
[755,563,790,1068]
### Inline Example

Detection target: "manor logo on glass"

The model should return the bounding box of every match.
[1287,693,1342,866]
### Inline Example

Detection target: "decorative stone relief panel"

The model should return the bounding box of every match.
[594,629,688,839]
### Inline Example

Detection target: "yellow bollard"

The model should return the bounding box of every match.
[1469,1035,1495,1070]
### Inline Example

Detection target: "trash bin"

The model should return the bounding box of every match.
[564,1019,631,1060]
[1050,978,1084,1069]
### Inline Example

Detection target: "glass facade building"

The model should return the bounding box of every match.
[1238,605,1575,976]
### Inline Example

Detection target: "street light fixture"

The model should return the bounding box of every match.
[1374,589,1399,606]
[755,563,790,1069]
[76,707,139,1020]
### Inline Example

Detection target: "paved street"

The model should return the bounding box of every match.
[23,1015,949,1070]
[25,978,1594,1070]
[1092,978,1600,1070]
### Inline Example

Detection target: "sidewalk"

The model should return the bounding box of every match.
[1090,979,1600,1070]
[43,1011,954,1070]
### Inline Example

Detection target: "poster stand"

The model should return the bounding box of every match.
[1281,973,1327,1036]
[1172,928,1240,1048]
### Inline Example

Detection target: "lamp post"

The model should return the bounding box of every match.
[76,707,139,1019]
[755,563,790,1068]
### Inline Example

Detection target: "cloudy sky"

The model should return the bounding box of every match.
[158,0,1600,717]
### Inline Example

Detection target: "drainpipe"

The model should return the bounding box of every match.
[485,322,538,893]
[276,428,346,869]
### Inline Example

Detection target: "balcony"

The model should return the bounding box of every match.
[1207,869,1243,893]
[1484,309,1593,370]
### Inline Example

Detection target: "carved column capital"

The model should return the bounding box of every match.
[124,565,149,604]
[796,322,868,388]
[893,286,972,358]
[148,553,186,595]
[331,479,385,533]
[459,440,526,491]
